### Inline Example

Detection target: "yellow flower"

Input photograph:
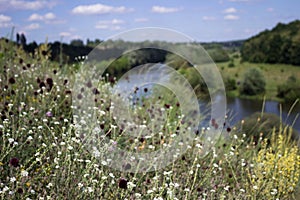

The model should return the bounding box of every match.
[26,182,31,187]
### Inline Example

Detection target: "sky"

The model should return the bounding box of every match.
[0,0,300,44]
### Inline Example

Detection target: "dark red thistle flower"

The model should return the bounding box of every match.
[164,104,170,109]
[86,81,92,88]
[100,124,105,129]
[41,50,47,56]
[144,88,148,93]
[65,90,72,94]
[109,77,115,84]
[17,188,23,194]
[9,77,16,84]
[92,88,100,95]
[39,82,46,88]
[46,78,53,86]
[9,157,19,167]
[211,118,216,126]
[227,127,232,132]
[77,94,83,99]
[123,163,131,170]
[214,123,219,129]
[64,79,68,85]
[118,178,128,189]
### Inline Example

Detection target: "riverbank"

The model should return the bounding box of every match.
[217,57,300,102]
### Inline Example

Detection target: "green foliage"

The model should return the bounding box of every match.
[207,47,230,63]
[70,39,84,47]
[241,20,300,65]
[277,75,300,102]
[105,55,131,78]
[164,53,192,70]
[128,48,167,67]
[240,68,266,96]
[236,112,299,142]
[228,61,235,68]
[224,77,237,91]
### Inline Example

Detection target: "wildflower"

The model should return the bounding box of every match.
[17,188,23,194]
[78,183,83,188]
[9,157,19,167]
[10,177,16,182]
[21,170,28,177]
[8,138,14,143]
[87,187,93,193]
[9,77,16,84]
[118,178,128,189]
[46,111,52,117]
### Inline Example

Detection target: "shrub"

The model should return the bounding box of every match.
[277,75,300,102]
[240,68,266,96]
[236,112,299,143]
[224,77,237,91]
[228,61,235,68]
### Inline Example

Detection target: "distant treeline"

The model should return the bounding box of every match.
[241,20,300,65]
[12,34,238,64]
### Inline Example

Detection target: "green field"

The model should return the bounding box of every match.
[217,55,300,101]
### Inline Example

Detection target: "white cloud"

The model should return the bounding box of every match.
[25,23,40,30]
[95,19,124,30]
[134,18,148,22]
[0,14,13,27]
[28,12,56,21]
[267,7,274,12]
[28,13,43,21]
[0,14,11,22]
[151,6,181,13]
[223,7,237,13]
[72,3,133,15]
[224,14,239,20]
[44,12,55,20]
[202,16,216,21]
[0,0,56,11]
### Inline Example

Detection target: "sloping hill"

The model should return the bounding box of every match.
[241,20,300,65]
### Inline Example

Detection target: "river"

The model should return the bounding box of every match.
[115,66,300,132]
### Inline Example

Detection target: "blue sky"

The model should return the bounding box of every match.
[0,0,300,43]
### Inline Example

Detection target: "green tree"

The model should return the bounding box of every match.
[70,39,84,47]
[240,68,266,95]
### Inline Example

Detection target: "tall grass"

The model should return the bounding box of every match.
[0,39,299,199]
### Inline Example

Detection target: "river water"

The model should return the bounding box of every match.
[115,66,300,132]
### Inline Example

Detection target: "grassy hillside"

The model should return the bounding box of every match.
[241,20,300,65]
[217,56,300,101]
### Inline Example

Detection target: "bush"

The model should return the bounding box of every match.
[224,77,237,91]
[236,112,299,143]
[207,48,230,63]
[228,61,235,68]
[277,75,300,102]
[240,68,266,95]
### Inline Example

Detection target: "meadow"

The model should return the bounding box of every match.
[0,39,300,200]
[217,55,300,101]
